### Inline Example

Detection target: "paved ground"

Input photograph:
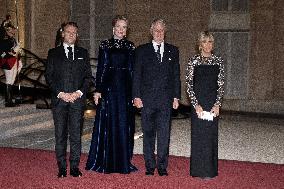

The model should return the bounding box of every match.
[0,111,283,165]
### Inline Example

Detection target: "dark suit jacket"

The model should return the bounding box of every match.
[132,42,181,108]
[45,45,92,108]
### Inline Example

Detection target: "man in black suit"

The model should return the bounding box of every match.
[133,19,181,176]
[45,22,92,178]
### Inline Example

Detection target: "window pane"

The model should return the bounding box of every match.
[212,32,230,97]
[213,32,249,98]
[230,32,249,97]
[232,0,249,12]
[212,0,229,11]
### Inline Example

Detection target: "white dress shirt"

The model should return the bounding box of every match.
[57,43,83,98]
[63,43,74,60]
[152,40,164,60]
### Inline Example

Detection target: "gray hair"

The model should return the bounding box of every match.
[150,18,166,33]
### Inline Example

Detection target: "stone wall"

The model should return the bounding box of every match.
[0,0,70,58]
[0,0,7,20]
[272,0,284,99]
[70,0,114,58]
[0,0,283,111]
[26,0,70,58]
[250,0,275,100]
[0,0,25,46]
[113,0,210,104]
[249,0,284,100]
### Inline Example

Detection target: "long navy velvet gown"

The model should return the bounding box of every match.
[86,38,137,174]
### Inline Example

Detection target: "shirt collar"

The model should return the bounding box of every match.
[152,40,164,47]
[63,43,74,49]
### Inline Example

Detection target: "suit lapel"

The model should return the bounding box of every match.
[74,46,79,61]
[162,43,169,63]
[58,46,67,61]
[149,43,156,59]
[148,43,160,63]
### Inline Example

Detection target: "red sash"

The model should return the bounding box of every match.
[0,57,17,70]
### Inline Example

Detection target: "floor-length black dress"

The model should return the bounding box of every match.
[85,38,137,174]
[186,54,225,178]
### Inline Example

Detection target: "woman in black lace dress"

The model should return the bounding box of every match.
[86,15,137,174]
[186,31,225,179]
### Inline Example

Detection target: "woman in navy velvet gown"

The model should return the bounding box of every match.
[86,15,137,174]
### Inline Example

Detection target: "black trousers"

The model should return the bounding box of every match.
[52,102,84,170]
[141,106,171,170]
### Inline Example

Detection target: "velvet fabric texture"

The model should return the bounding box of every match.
[86,38,137,174]
[190,65,220,178]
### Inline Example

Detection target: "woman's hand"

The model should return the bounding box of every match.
[210,105,220,117]
[93,92,101,105]
[195,105,203,118]
[133,98,143,108]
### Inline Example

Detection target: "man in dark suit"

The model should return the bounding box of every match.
[133,19,181,176]
[45,22,92,178]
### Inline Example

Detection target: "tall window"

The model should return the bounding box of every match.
[210,0,250,99]
[212,0,249,12]
[213,32,249,99]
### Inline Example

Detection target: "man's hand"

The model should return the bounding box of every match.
[58,92,71,102]
[93,92,101,105]
[133,98,143,108]
[58,92,80,103]
[173,98,179,109]
[69,91,81,103]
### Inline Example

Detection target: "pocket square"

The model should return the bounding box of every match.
[77,57,84,60]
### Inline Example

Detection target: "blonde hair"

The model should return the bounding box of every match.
[198,31,214,52]
[112,15,128,27]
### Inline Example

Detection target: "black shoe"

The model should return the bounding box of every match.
[145,168,155,176]
[57,169,67,178]
[70,168,82,177]
[5,84,15,107]
[5,99,16,107]
[158,169,168,176]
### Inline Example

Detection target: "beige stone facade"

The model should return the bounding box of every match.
[0,0,283,112]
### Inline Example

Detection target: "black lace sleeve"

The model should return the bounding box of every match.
[185,56,199,108]
[214,57,225,107]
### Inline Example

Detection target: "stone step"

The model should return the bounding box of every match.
[1,120,54,140]
[0,110,52,125]
[0,110,53,140]
[0,104,37,118]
